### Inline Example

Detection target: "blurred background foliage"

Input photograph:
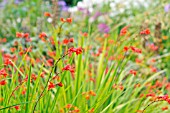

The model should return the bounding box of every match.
[0,0,170,76]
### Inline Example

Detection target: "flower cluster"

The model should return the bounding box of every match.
[48,82,63,90]
[60,17,72,23]
[123,46,142,53]
[130,46,142,53]
[62,38,74,45]
[62,64,75,74]
[129,69,137,76]
[157,95,170,104]
[82,90,96,100]
[16,32,29,38]
[65,104,80,113]
[140,28,150,35]
[0,68,7,77]
[68,47,83,55]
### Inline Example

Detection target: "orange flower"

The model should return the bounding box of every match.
[39,32,47,38]
[66,18,72,23]
[89,108,94,113]
[65,104,72,109]
[44,12,51,17]
[162,106,168,111]
[60,18,66,22]
[86,95,90,100]
[10,47,16,53]
[0,98,3,102]
[16,32,24,38]
[89,90,96,96]
[73,107,80,112]
[120,26,128,36]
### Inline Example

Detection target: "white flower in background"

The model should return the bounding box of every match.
[47,18,53,23]
[68,6,78,13]
[68,0,151,18]
[17,18,21,23]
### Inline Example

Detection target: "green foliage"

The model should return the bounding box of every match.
[0,0,170,113]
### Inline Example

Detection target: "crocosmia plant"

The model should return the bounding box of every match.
[0,0,170,113]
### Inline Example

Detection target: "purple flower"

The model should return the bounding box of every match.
[58,0,68,11]
[77,7,90,15]
[62,6,69,11]
[164,4,170,12]
[78,7,85,11]
[93,12,102,20]
[98,23,110,33]
[58,0,66,6]
[14,0,22,4]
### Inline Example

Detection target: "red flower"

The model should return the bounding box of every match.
[144,28,150,35]
[129,69,137,76]
[57,82,63,87]
[39,32,47,39]
[68,47,83,55]
[123,46,129,52]
[31,74,37,81]
[75,47,83,55]
[4,58,13,66]
[140,28,150,35]
[23,33,29,38]
[149,44,158,51]
[0,68,7,77]
[0,80,7,85]
[47,59,53,66]
[40,72,45,78]
[44,12,51,17]
[66,18,72,23]
[130,46,142,53]
[83,32,88,37]
[62,64,72,71]
[14,105,20,110]
[63,38,69,45]
[120,26,128,36]
[48,82,55,90]
[135,58,142,63]
[150,66,157,73]
[146,93,155,97]
[10,47,16,53]
[69,38,74,43]
[16,32,24,38]
[22,89,26,95]
[62,64,75,75]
